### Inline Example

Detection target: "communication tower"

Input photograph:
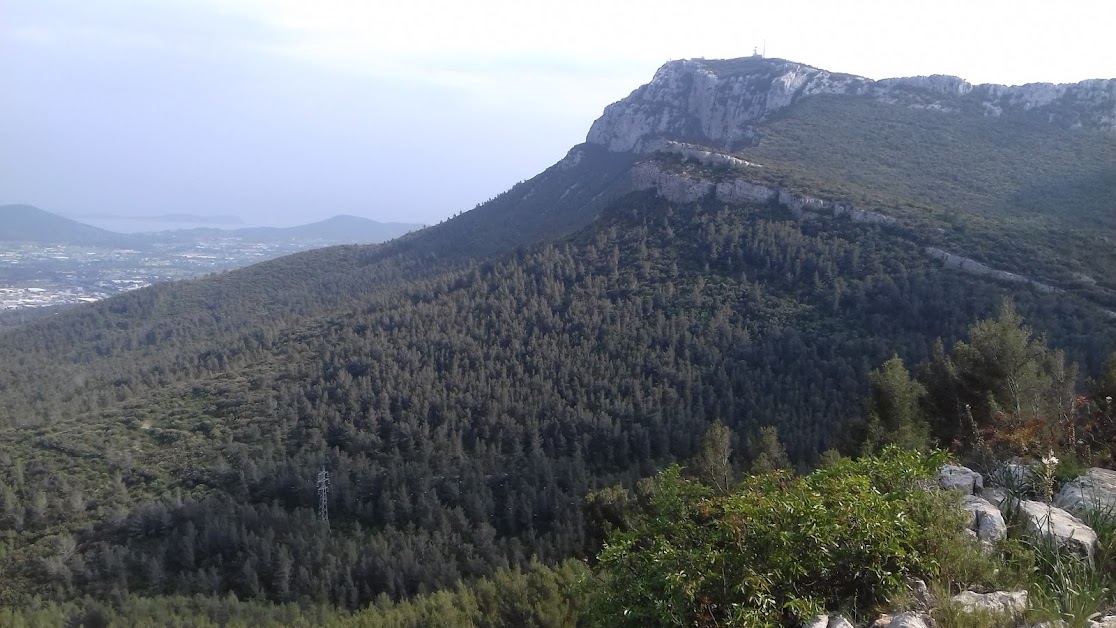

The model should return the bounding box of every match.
[317,465,330,532]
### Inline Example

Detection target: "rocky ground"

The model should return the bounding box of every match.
[807,464,1116,628]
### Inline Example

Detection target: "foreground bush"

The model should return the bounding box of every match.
[587,448,959,627]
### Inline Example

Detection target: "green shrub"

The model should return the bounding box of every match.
[586,448,957,627]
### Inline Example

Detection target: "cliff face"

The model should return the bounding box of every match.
[586,57,1116,153]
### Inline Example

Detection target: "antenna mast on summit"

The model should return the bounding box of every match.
[317,465,330,532]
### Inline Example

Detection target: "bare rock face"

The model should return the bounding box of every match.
[586,57,1116,155]
[586,58,872,153]
[1055,468,1116,518]
[951,590,1028,615]
[871,612,930,628]
[938,465,983,494]
[805,616,854,628]
[908,578,935,610]
[962,495,1008,549]
[1018,500,1098,561]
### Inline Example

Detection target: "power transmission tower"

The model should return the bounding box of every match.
[317,465,330,532]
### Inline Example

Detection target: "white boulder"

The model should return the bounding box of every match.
[939,465,983,494]
[962,495,1007,548]
[1018,500,1098,561]
[951,590,1028,615]
[1055,468,1116,518]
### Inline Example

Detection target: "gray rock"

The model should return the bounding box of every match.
[1018,500,1098,561]
[829,618,854,628]
[982,485,1010,508]
[990,462,1035,492]
[1055,468,1116,518]
[939,464,983,494]
[962,495,1008,548]
[951,590,1028,615]
[908,578,934,609]
[1091,617,1116,628]
[877,612,930,628]
[585,59,1116,155]
[803,615,829,628]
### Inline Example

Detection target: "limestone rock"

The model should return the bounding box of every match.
[989,462,1036,492]
[1091,616,1116,628]
[939,465,983,494]
[829,617,854,628]
[871,612,930,628]
[951,590,1028,615]
[1055,468,1116,518]
[908,577,935,609]
[585,58,1116,155]
[982,486,1010,509]
[1018,500,1098,561]
[803,615,829,628]
[962,495,1007,548]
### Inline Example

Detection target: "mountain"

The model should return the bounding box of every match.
[216,214,421,244]
[0,203,144,248]
[1,204,422,247]
[80,212,246,225]
[0,56,1114,621]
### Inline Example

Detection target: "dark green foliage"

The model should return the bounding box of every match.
[0,191,1111,613]
[587,448,956,627]
[860,355,931,454]
[750,425,792,474]
[0,560,587,627]
[743,96,1116,306]
[919,299,1078,454]
[688,420,735,494]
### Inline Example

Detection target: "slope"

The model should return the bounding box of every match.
[0,204,143,248]
[0,189,1113,610]
[743,95,1116,304]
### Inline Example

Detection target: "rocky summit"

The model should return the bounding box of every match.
[587,57,1116,153]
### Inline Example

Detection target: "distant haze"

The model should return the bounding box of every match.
[2,0,1114,227]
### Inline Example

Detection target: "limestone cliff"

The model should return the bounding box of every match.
[587,57,1116,153]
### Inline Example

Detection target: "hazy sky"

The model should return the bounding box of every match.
[2,0,1114,226]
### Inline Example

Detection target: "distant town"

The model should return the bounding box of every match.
[0,237,328,312]
[0,205,423,326]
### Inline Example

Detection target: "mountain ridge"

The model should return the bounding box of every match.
[0,204,145,248]
[0,204,423,246]
[587,57,1116,153]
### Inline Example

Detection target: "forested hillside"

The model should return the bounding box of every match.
[1,55,1115,625]
[0,191,1112,613]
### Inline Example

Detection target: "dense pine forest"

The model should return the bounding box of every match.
[2,56,1116,626]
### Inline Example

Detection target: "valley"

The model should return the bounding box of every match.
[0,206,425,327]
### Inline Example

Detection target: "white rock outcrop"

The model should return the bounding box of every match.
[1018,499,1099,561]
[586,58,1116,154]
[1055,468,1116,518]
[950,590,1028,615]
[938,465,984,494]
[962,495,1008,548]
[871,612,930,628]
